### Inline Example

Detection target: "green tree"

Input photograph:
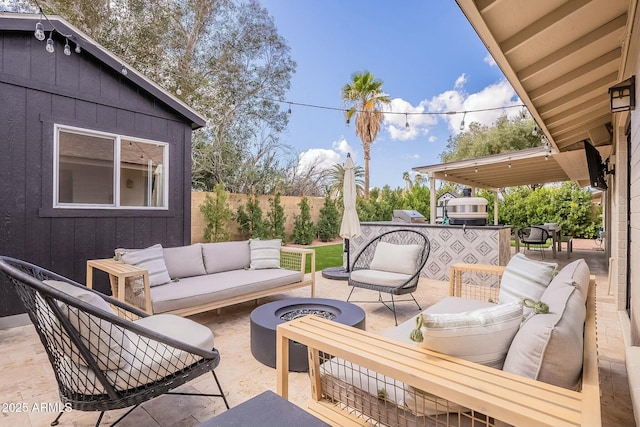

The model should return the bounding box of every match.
[199,183,232,242]
[34,0,297,195]
[342,71,391,199]
[498,183,599,238]
[441,112,543,162]
[292,197,315,245]
[326,162,365,199]
[265,192,286,240]
[317,195,340,242]
[235,195,266,239]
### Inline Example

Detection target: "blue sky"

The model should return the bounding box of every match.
[261,0,524,190]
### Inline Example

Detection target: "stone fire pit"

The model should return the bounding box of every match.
[250,298,366,372]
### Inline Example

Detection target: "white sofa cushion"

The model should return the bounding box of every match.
[202,241,250,274]
[369,241,422,275]
[349,269,412,287]
[249,239,282,269]
[499,253,557,316]
[65,314,214,394]
[44,280,130,370]
[149,268,303,313]
[163,244,206,279]
[419,300,523,369]
[503,259,590,390]
[116,244,171,287]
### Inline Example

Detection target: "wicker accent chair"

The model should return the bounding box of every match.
[347,229,430,325]
[0,256,229,427]
[518,226,550,259]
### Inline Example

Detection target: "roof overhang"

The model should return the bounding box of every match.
[413,145,612,190]
[0,12,207,129]
[444,0,635,188]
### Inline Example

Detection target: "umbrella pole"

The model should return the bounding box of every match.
[345,238,350,272]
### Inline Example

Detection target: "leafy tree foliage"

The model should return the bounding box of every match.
[317,195,340,242]
[235,195,266,239]
[342,71,391,199]
[498,182,600,238]
[199,183,232,242]
[292,197,315,245]
[441,111,543,162]
[265,192,286,240]
[32,0,298,195]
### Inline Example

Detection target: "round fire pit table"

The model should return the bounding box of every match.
[250,298,366,372]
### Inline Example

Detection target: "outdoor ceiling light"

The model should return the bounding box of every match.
[609,76,636,112]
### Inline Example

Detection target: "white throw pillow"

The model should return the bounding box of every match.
[44,280,131,371]
[249,239,281,269]
[369,241,422,275]
[116,244,171,287]
[498,253,557,317]
[419,301,523,369]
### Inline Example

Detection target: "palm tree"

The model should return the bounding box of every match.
[326,162,365,199]
[342,71,391,199]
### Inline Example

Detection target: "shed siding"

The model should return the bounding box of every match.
[0,31,193,317]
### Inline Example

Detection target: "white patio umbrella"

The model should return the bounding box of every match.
[339,153,361,272]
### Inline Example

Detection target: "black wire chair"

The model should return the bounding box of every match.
[518,226,551,259]
[0,256,229,427]
[346,229,430,325]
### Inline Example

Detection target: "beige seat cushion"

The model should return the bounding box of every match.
[502,259,590,390]
[67,314,214,394]
[43,280,130,371]
[163,244,206,279]
[202,241,250,274]
[349,269,412,287]
[369,241,423,275]
[498,253,557,317]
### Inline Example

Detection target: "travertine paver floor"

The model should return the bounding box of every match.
[0,240,634,426]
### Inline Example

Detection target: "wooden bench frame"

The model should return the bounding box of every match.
[87,246,315,316]
[276,263,600,427]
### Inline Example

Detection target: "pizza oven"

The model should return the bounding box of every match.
[446,190,488,226]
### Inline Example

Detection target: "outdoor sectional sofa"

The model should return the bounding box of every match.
[276,255,600,427]
[109,240,315,316]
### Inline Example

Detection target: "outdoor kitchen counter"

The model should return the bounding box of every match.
[352,222,511,281]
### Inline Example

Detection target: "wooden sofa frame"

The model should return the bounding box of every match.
[276,263,600,427]
[88,246,315,316]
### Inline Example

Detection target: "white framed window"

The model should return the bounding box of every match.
[53,125,168,209]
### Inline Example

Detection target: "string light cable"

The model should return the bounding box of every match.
[261,97,527,121]
[32,0,84,56]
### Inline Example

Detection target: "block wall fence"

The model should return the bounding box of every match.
[191,192,328,243]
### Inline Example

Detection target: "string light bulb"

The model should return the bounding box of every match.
[287,103,292,116]
[176,85,182,96]
[63,39,71,56]
[508,162,512,168]
[444,170,448,177]
[75,43,81,54]
[532,126,539,136]
[405,113,409,129]
[460,112,466,131]
[45,32,55,53]
[474,166,478,173]
[34,21,45,41]
[121,64,128,75]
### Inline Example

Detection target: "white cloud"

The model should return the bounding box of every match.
[454,73,468,89]
[427,75,521,135]
[297,148,341,175]
[378,73,521,142]
[332,137,354,156]
[296,137,357,176]
[484,53,497,67]
[383,98,437,141]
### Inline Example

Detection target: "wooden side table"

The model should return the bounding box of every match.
[86,258,152,313]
